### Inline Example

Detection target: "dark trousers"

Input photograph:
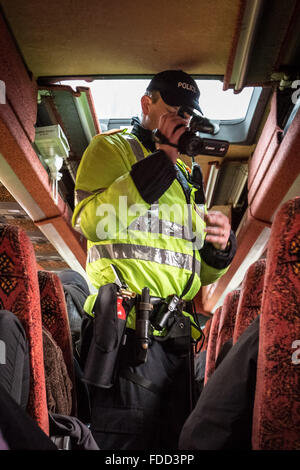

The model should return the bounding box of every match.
[0,310,30,409]
[89,329,193,450]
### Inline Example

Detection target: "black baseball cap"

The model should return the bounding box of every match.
[146,70,202,114]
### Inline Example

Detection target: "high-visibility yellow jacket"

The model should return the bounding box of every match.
[72,130,230,328]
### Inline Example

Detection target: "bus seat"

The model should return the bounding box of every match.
[0,225,49,435]
[46,269,92,424]
[252,197,300,450]
[38,270,76,416]
[42,325,73,416]
[233,259,266,345]
[204,306,222,384]
[215,290,240,362]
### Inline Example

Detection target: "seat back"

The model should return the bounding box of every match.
[38,270,76,416]
[215,289,240,360]
[252,197,300,450]
[42,326,73,416]
[233,259,266,344]
[56,270,92,424]
[204,306,222,384]
[0,225,48,434]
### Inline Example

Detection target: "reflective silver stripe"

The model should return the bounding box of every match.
[75,188,105,205]
[128,214,194,241]
[126,137,145,162]
[128,204,196,242]
[88,243,201,274]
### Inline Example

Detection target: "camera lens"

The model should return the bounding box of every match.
[178,131,203,157]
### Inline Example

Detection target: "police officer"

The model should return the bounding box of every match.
[72,70,236,450]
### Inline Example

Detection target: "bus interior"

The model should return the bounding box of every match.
[0,0,299,451]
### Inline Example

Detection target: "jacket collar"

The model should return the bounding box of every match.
[130,116,156,153]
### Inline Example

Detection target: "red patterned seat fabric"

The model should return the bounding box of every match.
[215,289,240,360]
[252,197,300,450]
[38,270,76,416]
[0,225,49,434]
[233,259,266,345]
[204,306,222,384]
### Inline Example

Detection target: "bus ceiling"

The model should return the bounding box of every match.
[0,0,299,89]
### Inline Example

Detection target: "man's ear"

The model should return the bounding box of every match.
[141,95,152,116]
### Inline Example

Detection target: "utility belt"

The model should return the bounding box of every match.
[82,265,203,389]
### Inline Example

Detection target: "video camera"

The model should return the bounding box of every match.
[153,106,229,158]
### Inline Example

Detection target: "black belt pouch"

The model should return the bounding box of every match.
[83,283,126,388]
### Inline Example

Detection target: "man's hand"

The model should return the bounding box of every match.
[204,211,231,251]
[156,112,187,163]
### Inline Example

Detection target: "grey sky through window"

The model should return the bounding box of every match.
[60,79,254,121]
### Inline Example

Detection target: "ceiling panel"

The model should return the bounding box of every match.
[1,0,241,78]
